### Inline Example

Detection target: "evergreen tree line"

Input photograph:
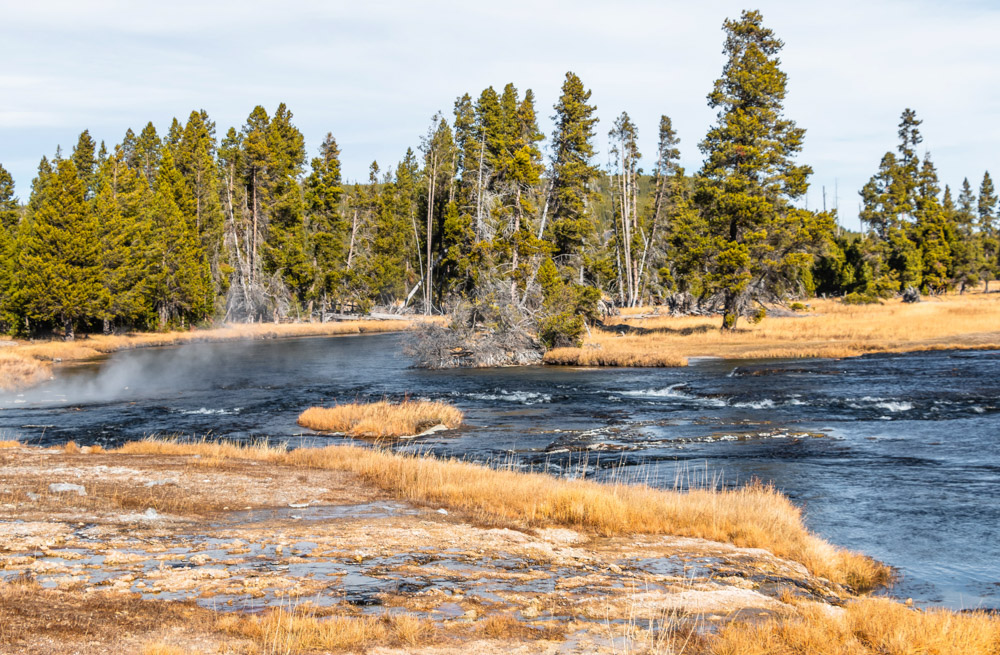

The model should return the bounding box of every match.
[815,109,999,300]
[0,10,995,341]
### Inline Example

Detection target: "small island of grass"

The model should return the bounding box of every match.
[297,399,464,438]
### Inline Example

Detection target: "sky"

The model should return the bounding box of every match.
[2,0,999,230]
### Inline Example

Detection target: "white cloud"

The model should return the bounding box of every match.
[1,0,998,227]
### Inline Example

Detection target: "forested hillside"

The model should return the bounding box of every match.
[0,10,995,342]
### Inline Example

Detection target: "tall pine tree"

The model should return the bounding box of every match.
[20,158,102,338]
[695,10,828,328]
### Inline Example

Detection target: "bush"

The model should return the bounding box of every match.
[790,302,807,312]
[842,292,880,305]
[539,311,585,349]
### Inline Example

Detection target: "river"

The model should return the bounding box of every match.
[1,332,997,610]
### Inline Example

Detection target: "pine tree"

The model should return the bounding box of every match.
[132,122,162,184]
[639,115,682,301]
[419,113,456,313]
[71,130,97,199]
[950,179,981,292]
[263,103,310,314]
[979,171,999,290]
[93,149,151,329]
[549,72,599,259]
[0,164,19,329]
[858,110,931,293]
[19,158,102,338]
[914,153,953,293]
[304,132,347,311]
[370,162,411,306]
[176,111,224,254]
[695,10,827,329]
[145,148,211,329]
[0,164,17,231]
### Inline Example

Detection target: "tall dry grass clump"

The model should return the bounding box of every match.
[0,351,52,391]
[549,294,1000,367]
[298,400,464,437]
[711,597,1000,655]
[216,608,435,652]
[114,438,890,592]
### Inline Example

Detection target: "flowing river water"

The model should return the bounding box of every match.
[1,332,997,610]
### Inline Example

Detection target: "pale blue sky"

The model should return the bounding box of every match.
[2,0,998,229]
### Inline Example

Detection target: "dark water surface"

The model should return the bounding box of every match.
[1,333,998,609]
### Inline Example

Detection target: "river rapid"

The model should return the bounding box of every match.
[1,332,997,610]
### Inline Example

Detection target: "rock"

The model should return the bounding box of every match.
[144,478,178,487]
[408,424,449,438]
[437,508,449,515]
[121,508,160,522]
[49,483,86,496]
[26,492,39,501]
[902,286,921,303]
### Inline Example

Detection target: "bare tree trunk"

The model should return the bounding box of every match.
[425,155,437,315]
[347,210,359,269]
[637,169,667,302]
[537,182,551,239]
[476,132,485,241]
[511,186,522,300]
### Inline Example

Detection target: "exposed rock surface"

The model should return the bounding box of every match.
[0,445,851,653]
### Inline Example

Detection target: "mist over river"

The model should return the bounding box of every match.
[1,332,998,610]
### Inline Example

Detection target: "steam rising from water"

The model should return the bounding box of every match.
[2,342,227,407]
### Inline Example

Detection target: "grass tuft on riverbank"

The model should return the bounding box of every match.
[114,438,891,593]
[710,596,1000,655]
[546,294,1000,368]
[298,399,464,437]
[0,351,52,391]
[216,608,438,652]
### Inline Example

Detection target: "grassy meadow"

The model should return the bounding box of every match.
[546,293,1000,367]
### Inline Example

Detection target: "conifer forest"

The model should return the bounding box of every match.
[0,11,997,344]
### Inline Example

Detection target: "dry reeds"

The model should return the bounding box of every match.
[114,438,890,592]
[710,597,1000,655]
[545,347,688,367]
[0,439,22,449]
[547,294,1000,367]
[298,399,464,437]
[216,608,437,652]
[0,351,51,391]
[141,644,191,655]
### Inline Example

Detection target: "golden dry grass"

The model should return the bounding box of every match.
[0,439,22,449]
[216,608,437,653]
[0,351,52,391]
[547,294,1000,367]
[298,399,464,437]
[0,576,216,650]
[709,597,1000,655]
[0,318,425,393]
[141,644,191,655]
[114,438,890,592]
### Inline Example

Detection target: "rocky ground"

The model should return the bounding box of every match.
[0,444,852,654]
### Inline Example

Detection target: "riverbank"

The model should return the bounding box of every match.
[0,439,995,654]
[0,319,424,393]
[545,293,1000,367]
